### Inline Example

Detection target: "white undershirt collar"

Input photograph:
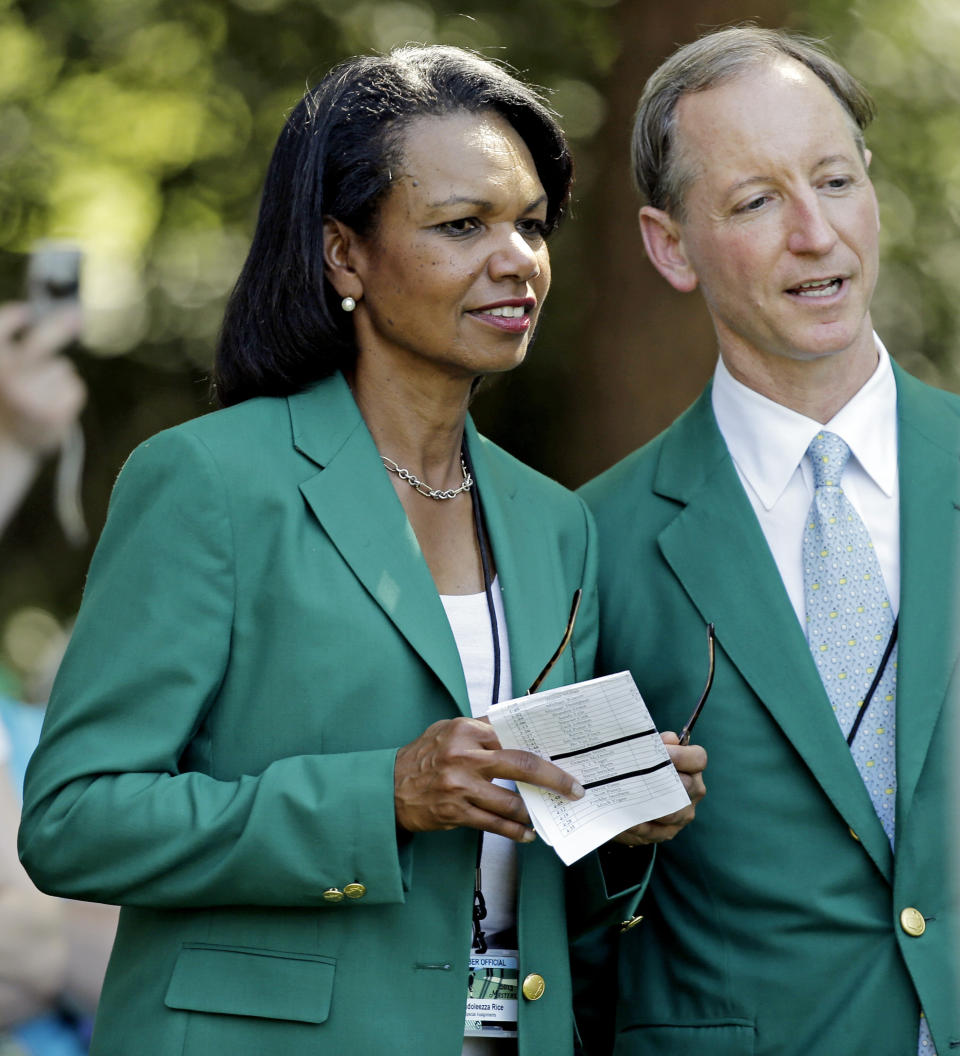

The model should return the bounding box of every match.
[712,335,898,511]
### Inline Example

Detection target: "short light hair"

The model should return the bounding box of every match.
[632,25,876,218]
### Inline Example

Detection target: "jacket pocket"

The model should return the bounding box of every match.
[164,943,336,1024]
[615,1021,755,1056]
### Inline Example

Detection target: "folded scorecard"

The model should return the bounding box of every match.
[487,671,690,864]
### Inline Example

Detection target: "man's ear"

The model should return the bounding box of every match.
[639,205,698,293]
[323,216,364,302]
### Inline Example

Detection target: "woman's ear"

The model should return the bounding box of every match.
[323,217,364,302]
[639,206,699,293]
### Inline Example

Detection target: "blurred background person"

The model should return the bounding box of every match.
[0,303,85,541]
[0,302,117,1055]
[1,729,117,1056]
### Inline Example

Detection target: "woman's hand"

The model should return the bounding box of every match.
[613,731,707,846]
[395,717,583,842]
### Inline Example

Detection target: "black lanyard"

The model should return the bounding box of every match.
[462,440,500,954]
[846,617,898,747]
[465,441,500,707]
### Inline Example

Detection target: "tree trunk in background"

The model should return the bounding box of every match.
[567,0,796,485]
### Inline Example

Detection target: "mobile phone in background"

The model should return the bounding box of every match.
[26,241,83,321]
[25,240,88,545]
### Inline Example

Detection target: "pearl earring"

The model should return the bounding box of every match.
[341,296,356,313]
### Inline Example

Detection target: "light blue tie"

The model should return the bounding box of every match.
[802,433,934,1054]
[802,431,897,842]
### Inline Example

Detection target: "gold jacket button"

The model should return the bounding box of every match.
[620,915,644,933]
[344,882,367,900]
[522,973,546,1001]
[848,827,860,841]
[900,907,926,937]
[322,888,344,903]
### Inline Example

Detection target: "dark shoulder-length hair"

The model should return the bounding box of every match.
[213,45,573,407]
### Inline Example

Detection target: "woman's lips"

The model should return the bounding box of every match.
[467,300,535,332]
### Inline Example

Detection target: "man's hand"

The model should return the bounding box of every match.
[614,731,707,846]
[395,716,584,842]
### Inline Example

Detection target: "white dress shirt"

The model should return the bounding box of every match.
[711,335,900,628]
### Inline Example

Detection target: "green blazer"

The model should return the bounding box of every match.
[19,372,640,1056]
[580,363,960,1056]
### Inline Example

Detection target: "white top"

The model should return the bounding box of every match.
[711,335,900,626]
[0,722,9,766]
[441,579,514,727]
[440,578,516,941]
[441,579,516,1056]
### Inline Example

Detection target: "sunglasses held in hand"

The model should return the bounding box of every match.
[679,623,715,745]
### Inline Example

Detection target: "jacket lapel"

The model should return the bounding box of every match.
[654,390,894,879]
[464,419,574,699]
[891,363,960,824]
[289,373,469,713]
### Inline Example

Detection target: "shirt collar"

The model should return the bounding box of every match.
[711,335,898,511]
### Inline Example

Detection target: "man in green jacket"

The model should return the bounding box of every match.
[581,26,959,1056]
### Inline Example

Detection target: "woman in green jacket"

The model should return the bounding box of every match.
[19,45,704,1056]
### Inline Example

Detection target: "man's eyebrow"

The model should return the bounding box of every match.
[813,153,858,170]
[721,175,774,201]
[722,155,859,199]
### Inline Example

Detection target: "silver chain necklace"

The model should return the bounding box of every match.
[380,452,474,500]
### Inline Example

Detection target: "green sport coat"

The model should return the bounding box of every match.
[19,371,642,1056]
[580,363,960,1056]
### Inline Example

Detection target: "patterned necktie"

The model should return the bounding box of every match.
[802,430,897,844]
[802,433,935,1055]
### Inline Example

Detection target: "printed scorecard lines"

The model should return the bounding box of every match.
[488,671,690,864]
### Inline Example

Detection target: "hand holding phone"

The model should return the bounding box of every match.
[0,243,88,541]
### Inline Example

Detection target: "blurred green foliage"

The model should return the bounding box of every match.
[803,0,960,391]
[0,0,624,686]
[0,0,619,367]
[2,0,960,692]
